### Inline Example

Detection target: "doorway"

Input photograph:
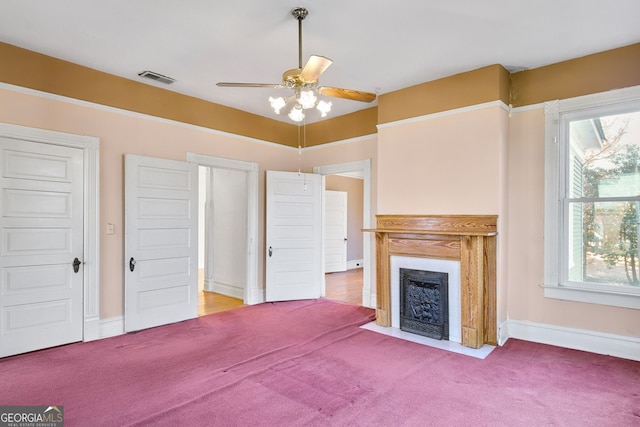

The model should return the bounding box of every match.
[188,152,259,315]
[315,159,373,308]
[324,177,364,305]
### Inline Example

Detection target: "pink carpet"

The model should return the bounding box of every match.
[1,299,638,426]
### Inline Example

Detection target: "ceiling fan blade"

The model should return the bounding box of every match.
[318,87,377,103]
[299,55,333,83]
[217,82,284,88]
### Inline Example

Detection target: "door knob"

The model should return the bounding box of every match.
[268,246,273,257]
[72,257,82,273]
[129,257,136,272]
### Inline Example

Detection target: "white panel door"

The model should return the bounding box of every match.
[266,171,322,301]
[125,155,198,332]
[324,190,348,273]
[0,138,84,357]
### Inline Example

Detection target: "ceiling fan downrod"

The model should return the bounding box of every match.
[291,7,308,70]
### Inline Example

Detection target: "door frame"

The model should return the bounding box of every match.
[0,123,100,340]
[314,159,373,308]
[186,152,260,304]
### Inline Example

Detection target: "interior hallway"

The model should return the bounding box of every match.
[198,268,365,315]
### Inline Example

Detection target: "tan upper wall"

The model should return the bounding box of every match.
[0,41,374,147]
[0,42,296,145]
[510,43,640,107]
[378,64,511,124]
[377,43,640,124]
[305,107,378,146]
[2,41,639,146]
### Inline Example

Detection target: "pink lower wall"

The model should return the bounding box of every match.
[377,101,639,339]
[377,106,505,215]
[508,108,639,337]
[0,87,379,319]
[3,82,635,340]
[376,104,510,327]
[0,87,302,318]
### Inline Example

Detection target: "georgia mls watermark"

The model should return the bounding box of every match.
[0,406,63,427]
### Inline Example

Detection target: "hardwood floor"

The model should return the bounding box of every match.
[198,269,245,316]
[198,290,245,316]
[325,268,363,306]
[198,268,364,316]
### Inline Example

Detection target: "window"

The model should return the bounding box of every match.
[544,86,640,309]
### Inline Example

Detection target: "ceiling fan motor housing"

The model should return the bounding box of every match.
[283,68,315,88]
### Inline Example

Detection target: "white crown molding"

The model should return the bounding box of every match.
[302,133,377,151]
[376,100,510,130]
[511,102,545,113]
[0,82,294,150]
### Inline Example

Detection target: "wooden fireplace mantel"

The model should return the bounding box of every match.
[364,215,497,349]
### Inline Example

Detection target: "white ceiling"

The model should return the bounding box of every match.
[1,1,639,124]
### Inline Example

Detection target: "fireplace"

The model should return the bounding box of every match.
[400,268,448,340]
[365,215,497,349]
[391,256,461,342]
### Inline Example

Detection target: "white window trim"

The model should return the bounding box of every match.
[544,85,640,310]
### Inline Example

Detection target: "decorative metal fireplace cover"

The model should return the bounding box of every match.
[399,268,449,340]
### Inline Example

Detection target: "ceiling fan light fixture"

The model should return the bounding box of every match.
[217,6,376,123]
[298,88,317,109]
[317,100,332,117]
[269,96,286,114]
[288,105,305,122]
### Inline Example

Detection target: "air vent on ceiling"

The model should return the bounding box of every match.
[138,70,175,84]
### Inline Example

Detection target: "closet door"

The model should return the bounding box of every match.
[124,154,198,332]
[0,138,84,357]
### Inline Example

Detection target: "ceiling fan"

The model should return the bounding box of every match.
[216,7,377,122]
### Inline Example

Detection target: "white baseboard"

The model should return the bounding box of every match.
[84,316,101,342]
[246,287,265,305]
[347,259,364,270]
[209,281,244,300]
[99,316,124,339]
[506,319,640,362]
[497,320,509,346]
[361,289,375,309]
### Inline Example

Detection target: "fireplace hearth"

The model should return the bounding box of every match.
[400,268,449,340]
